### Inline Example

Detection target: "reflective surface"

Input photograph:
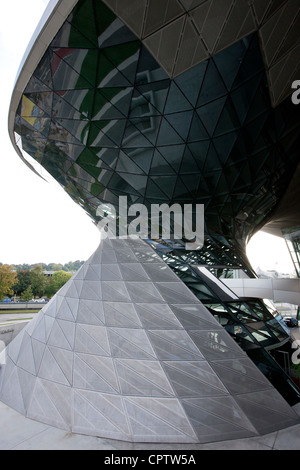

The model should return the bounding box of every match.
[14,0,300,250]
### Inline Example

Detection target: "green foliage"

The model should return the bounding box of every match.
[11,260,84,272]
[13,270,31,296]
[0,260,84,300]
[20,286,34,301]
[45,271,72,298]
[0,265,17,301]
[30,266,47,298]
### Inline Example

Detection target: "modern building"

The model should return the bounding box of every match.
[1,0,300,444]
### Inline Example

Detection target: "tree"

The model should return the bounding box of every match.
[0,265,17,301]
[30,266,47,298]
[20,286,33,301]
[45,270,72,298]
[13,270,31,296]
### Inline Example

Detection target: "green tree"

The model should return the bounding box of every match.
[20,286,34,301]
[30,266,47,298]
[0,265,17,301]
[45,271,72,298]
[13,270,31,296]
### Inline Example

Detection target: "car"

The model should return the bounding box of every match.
[283,317,298,327]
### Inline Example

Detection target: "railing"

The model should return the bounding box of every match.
[0,302,46,310]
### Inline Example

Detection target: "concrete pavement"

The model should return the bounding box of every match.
[1,399,300,450]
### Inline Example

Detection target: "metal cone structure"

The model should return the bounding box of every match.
[0,233,299,443]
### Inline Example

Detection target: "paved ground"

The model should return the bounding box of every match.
[0,312,38,326]
[1,400,300,450]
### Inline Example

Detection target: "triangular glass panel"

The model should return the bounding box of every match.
[97,52,133,87]
[24,75,52,93]
[93,147,119,170]
[150,149,177,175]
[55,89,94,119]
[23,91,53,116]
[214,98,241,137]
[53,118,90,145]
[213,132,238,165]
[164,82,194,113]
[179,145,201,173]
[87,122,119,147]
[197,96,227,136]
[122,121,154,148]
[107,173,144,197]
[76,147,99,167]
[129,89,160,117]
[102,41,140,84]
[187,112,210,142]
[92,88,129,120]
[133,83,167,122]
[174,60,207,107]
[165,110,193,142]
[214,40,248,91]
[116,150,146,174]
[51,52,94,90]
[52,48,98,87]
[52,21,97,48]
[126,116,161,145]
[48,120,83,145]
[171,178,193,201]
[156,118,185,146]
[98,18,137,49]
[33,52,53,89]
[150,175,177,198]
[145,178,172,201]
[179,174,201,197]
[197,60,228,107]
[136,45,169,83]
[52,92,82,119]
[20,114,51,138]
[121,147,154,174]
[157,144,185,173]
[68,0,98,46]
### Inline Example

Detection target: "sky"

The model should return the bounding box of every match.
[0,0,296,274]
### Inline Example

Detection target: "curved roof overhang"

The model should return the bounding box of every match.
[8,0,300,239]
[8,0,79,179]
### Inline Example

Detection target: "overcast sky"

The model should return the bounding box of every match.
[0,0,295,274]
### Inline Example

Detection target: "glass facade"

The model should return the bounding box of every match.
[12,0,300,403]
[283,228,300,278]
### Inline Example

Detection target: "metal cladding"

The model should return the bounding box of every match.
[0,235,299,442]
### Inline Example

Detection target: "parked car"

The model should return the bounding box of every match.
[283,317,298,327]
